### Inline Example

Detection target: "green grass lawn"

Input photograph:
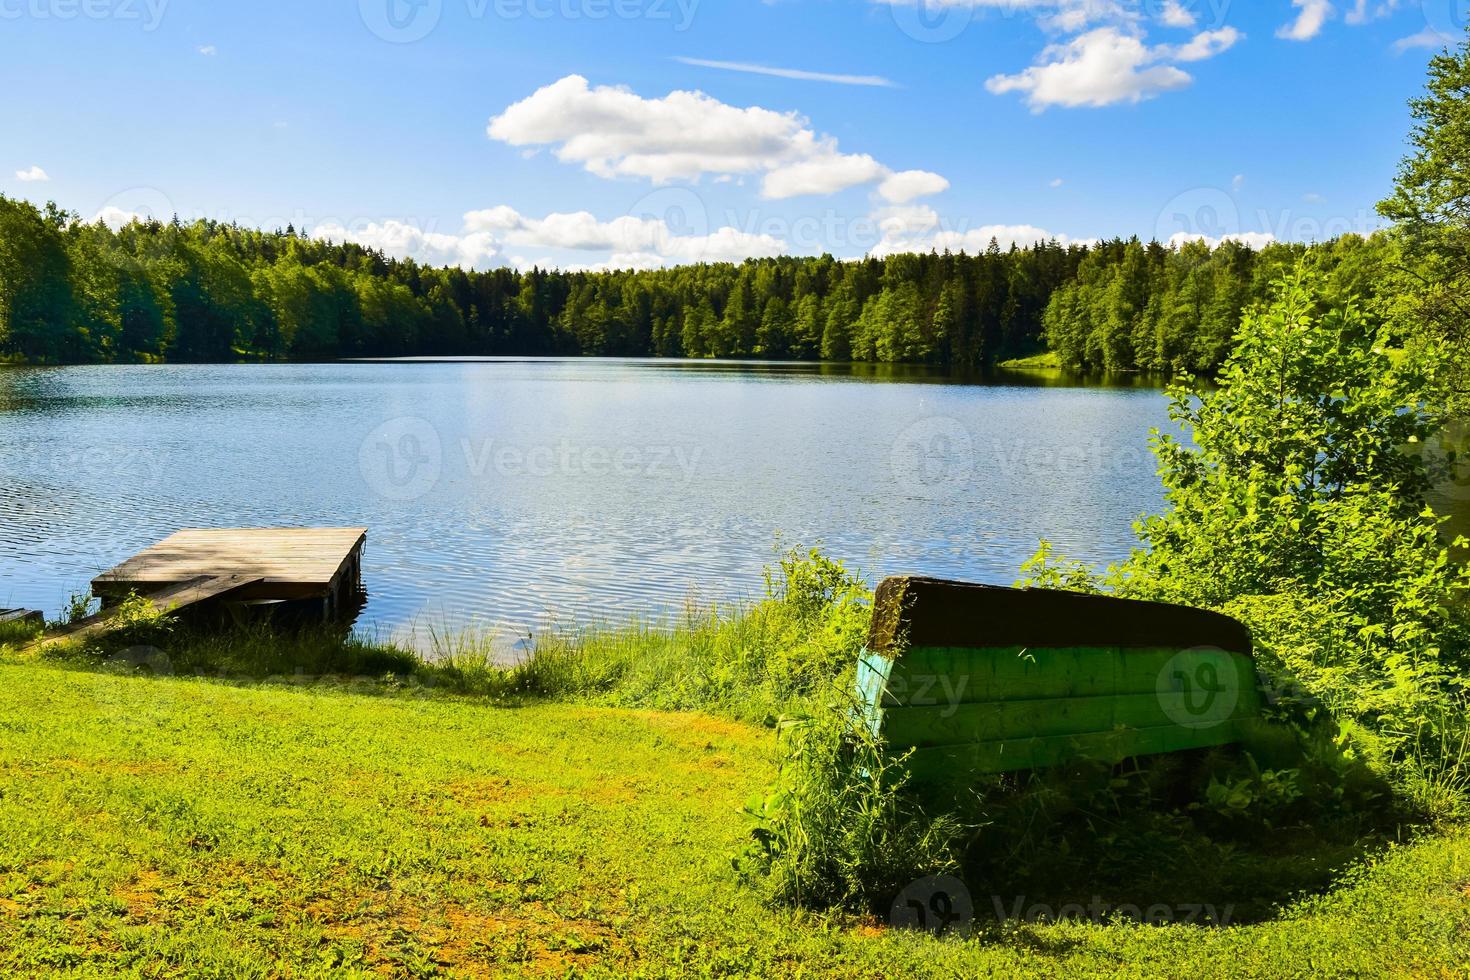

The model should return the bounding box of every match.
[3,661,1470,978]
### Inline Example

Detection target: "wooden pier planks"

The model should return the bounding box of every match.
[92,528,367,604]
[26,574,265,651]
[0,609,43,626]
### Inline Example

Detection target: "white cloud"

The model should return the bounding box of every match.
[880,1,1244,108]
[1394,27,1454,53]
[763,153,889,199]
[197,44,217,56]
[872,204,942,238]
[871,218,1083,258]
[1232,173,1245,191]
[986,27,1233,110]
[488,75,808,184]
[487,74,946,200]
[312,219,504,270]
[1344,0,1401,24]
[878,169,951,204]
[1170,27,1241,62]
[1050,177,1065,187]
[312,206,787,271]
[15,165,49,182]
[1159,1,1197,28]
[1277,0,1334,41]
[462,206,785,262]
[875,0,1207,32]
[306,200,1095,270]
[1302,192,1327,204]
[672,57,896,88]
[1167,230,1277,249]
[93,206,146,230]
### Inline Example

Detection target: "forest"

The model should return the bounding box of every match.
[0,193,1403,374]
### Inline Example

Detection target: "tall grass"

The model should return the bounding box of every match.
[735,681,970,912]
[512,548,873,721]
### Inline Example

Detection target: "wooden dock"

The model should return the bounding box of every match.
[0,609,43,627]
[13,529,367,653]
[92,527,367,619]
[33,574,264,651]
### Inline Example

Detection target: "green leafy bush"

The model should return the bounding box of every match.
[1025,264,1470,817]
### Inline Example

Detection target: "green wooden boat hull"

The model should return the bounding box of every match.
[854,578,1264,785]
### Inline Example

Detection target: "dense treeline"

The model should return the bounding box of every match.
[1041,232,1402,373]
[0,193,1398,372]
[0,195,1082,368]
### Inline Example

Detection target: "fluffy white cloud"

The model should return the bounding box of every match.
[312,206,787,271]
[311,220,504,270]
[487,75,946,201]
[1166,230,1277,249]
[307,200,1095,270]
[871,219,1083,258]
[93,206,145,230]
[197,44,217,56]
[875,0,1207,32]
[15,165,49,182]
[864,198,1084,257]
[882,1,1243,109]
[986,28,1221,110]
[1159,1,1197,28]
[463,206,786,262]
[488,75,809,183]
[878,170,951,204]
[872,204,942,239]
[762,153,889,199]
[1277,0,1334,41]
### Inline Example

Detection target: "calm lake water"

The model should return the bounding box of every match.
[0,359,1334,646]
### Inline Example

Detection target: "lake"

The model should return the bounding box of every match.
[5,359,1450,648]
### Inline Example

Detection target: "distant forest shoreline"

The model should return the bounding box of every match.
[0,195,1401,374]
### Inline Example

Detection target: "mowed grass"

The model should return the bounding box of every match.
[3,662,1470,978]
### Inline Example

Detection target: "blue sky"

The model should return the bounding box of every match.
[0,0,1458,269]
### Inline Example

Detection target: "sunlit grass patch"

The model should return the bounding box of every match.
[2,661,1470,978]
